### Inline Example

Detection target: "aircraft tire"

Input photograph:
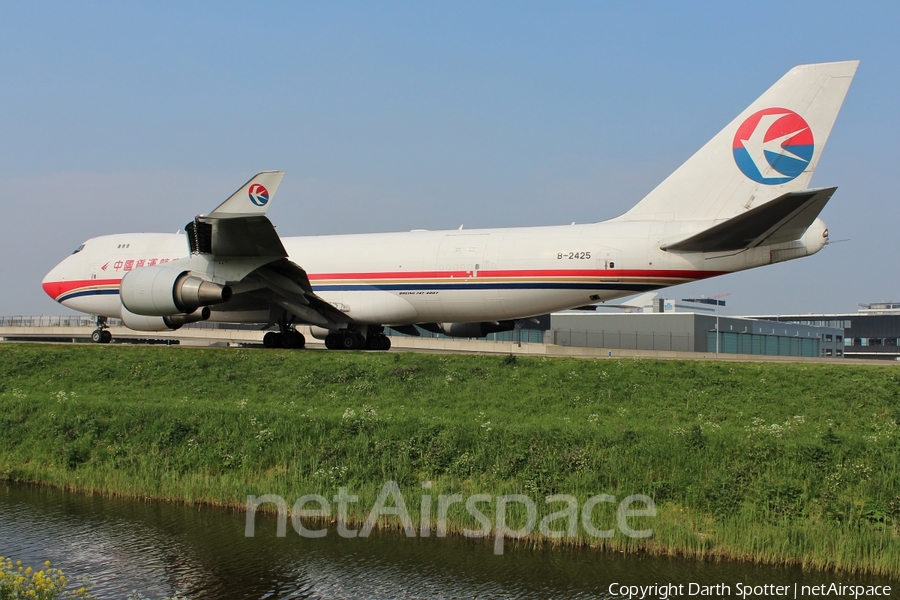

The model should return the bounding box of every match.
[366,334,391,351]
[91,330,102,343]
[263,331,280,348]
[101,330,112,344]
[325,334,341,350]
[292,331,306,349]
[341,334,357,350]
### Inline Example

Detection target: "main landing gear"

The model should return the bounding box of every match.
[324,328,391,351]
[262,315,306,349]
[90,316,112,344]
[260,318,391,351]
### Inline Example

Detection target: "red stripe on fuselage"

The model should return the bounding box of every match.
[306,269,727,280]
[42,279,122,300]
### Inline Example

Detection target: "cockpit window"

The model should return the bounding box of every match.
[71,244,85,255]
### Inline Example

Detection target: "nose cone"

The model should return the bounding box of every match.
[42,261,68,303]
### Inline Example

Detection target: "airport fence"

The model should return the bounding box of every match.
[1,316,694,351]
[0,315,107,328]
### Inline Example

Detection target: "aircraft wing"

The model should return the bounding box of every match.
[661,187,836,253]
[186,171,288,257]
[184,171,348,328]
[251,258,349,327]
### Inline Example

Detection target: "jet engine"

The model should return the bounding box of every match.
[120,306,211,331]
[309,326,331,340]
[421,321,516,338]
[119,267,231,317]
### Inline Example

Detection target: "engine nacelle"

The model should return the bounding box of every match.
[121,306,210,331]
[430,321,516,338]
[121,306,211,331]
[309,326,332,340]
[120,266,231,317]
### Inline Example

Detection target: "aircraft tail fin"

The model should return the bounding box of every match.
[207,170,285,218]
[617,61,858,223]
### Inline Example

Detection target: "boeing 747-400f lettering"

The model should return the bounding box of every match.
[43,61,858,350]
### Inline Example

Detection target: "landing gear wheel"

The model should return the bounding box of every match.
[263,331,280,348]
[364,333,391,351]
[91,315,111,344]
[280,332,296,348]
[91,329,112,344]
[291,331,306,349]
[341,334,358,350]
[281,331,305,349]
[366,333,387,350]
[325,333,341,350]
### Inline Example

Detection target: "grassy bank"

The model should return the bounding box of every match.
[0,343,898,576]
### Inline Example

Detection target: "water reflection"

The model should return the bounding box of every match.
[0,483,894,599]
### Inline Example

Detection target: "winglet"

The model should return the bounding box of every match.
[207,171,285,217]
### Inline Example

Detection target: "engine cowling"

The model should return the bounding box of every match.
[120,306,211,331]
[120,267,231,317]
[309,326,332,340]
[426,321,516,338]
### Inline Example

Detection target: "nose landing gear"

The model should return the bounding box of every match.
[91,316,112,344]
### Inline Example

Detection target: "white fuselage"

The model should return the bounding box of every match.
[42,218,828,326]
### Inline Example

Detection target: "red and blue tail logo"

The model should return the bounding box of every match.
[733,108,814,185]
[248,183,269,206]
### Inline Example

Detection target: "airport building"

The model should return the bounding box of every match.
[749,302,900,361]
[549,310,843,358]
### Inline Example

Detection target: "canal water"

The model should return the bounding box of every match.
[0,483,894,599]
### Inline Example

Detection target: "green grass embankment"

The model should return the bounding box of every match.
[0,344,898,576]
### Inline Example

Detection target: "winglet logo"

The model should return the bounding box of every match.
[248,183,269,206]
[733,108,814,185]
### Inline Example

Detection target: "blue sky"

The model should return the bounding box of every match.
[2,1,897,316]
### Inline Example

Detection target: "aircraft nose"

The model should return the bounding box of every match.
[42,263,66,303]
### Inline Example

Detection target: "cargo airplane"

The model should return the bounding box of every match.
[43,61,858,350]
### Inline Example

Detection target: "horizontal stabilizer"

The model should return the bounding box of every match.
[661,187,836,253]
